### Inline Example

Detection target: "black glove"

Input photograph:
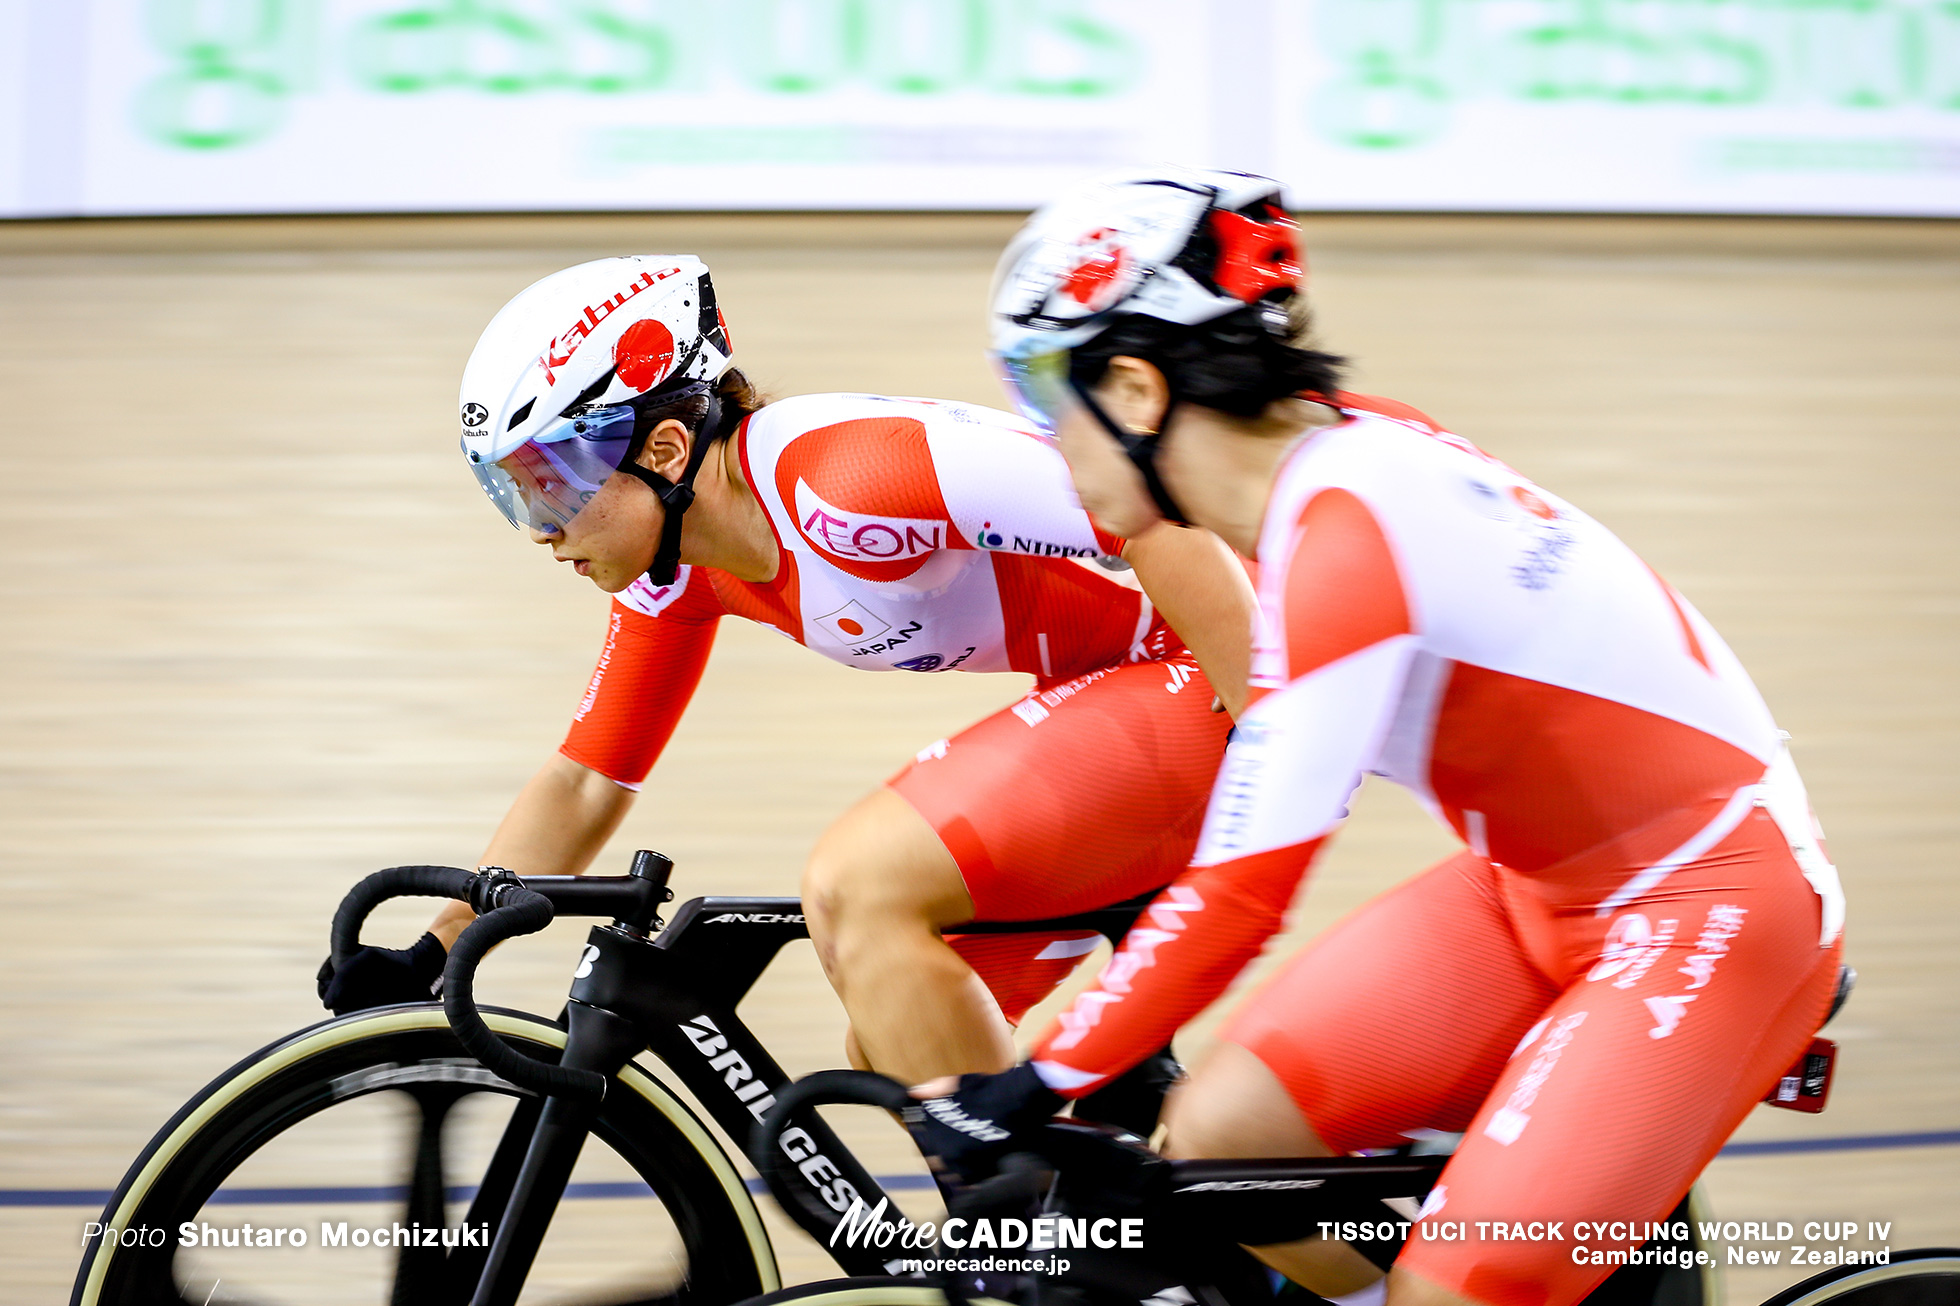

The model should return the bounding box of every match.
[317,932,446,1015]
[905,1061,1063,1183]
[1075,1045,1183,1138]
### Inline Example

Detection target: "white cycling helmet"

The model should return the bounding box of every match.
[459,255,735,583]
[990,167,1305,520]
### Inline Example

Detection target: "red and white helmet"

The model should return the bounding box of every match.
[989,167,1302,431]
[459,255,733,541]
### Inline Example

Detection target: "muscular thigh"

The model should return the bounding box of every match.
[890,653,1232,920]
[1220,851,1559,1153]
[1399,811,1840,1306]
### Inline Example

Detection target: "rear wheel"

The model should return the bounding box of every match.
[1756,1248,1960,1306]
[73,1006,777,1306]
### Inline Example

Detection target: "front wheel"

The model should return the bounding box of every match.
[73,1005,778,1305]
[1757,1247,1960,1306]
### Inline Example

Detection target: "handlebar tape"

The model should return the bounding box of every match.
[329,864,478,967]
[329,863,606,1104]
[750,1070,913,1226]
[442,887,608,1105]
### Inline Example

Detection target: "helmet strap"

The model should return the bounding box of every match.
[617,388,727,587]
[1069,378,1190,526]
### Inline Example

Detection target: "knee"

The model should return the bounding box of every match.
[1163,1041,1329,1161]
[804,848,895,935]
[1163,1082,1258,1160]
[799,853,856,976]
[801,842,941,976]
[804,795,969,949]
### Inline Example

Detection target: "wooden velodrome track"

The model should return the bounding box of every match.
[1,211,1955,1303]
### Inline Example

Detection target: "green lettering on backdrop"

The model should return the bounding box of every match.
[740,0,863,93]
[138,0,1142,148]
[1314,0,1960,150]
[138,0,294,148]
[1004,0,1134,95]
[864,0,988,94]
[135,0,1954,156]
[350,2,558,93]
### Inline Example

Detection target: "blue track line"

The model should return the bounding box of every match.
[1717,1129,1960,1156]
[7,1131,1952,1210]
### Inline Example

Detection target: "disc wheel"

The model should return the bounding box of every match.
[73,1006,778,1306]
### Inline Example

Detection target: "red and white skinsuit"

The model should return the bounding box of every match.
[1031,396,1847,1306]
[561,391,1233,1021]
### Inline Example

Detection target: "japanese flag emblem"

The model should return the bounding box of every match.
[813,601,892,645]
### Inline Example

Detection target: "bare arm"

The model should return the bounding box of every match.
[1121,522,1256,719]
[429,752,637,948]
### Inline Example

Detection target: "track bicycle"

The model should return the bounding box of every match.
[72,851,1174,1306]
[741,1073,1959,1306]
[71,853,1927,1306]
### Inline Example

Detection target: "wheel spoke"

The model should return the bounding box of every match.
[139,1270,210,1306]
[391,1085,467,1305]
[439,1091,545,1301]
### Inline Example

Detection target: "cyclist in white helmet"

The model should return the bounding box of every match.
[319,254,1258,1107]
[909,168,1846,1306]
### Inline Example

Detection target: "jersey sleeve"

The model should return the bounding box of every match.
[1029,487,1420,1094]
[558,567,724,789]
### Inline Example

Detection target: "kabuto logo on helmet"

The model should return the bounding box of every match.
[460,402,488,428]
[536,265,682,385]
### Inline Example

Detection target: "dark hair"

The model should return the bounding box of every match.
[633,366,767,445]
[1069,299,1345,420]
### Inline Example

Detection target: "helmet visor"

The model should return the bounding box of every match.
[995,346,1079,435]
[469,404,639,534]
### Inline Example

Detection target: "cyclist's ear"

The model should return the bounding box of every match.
[1096,355,1171,434]
[634,418,694,482]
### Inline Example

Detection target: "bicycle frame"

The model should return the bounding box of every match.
[432,859,1161,1304]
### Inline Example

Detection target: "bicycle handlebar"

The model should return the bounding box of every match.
[751,1071,1150,1232]
[442,877,608,1105]
[329,864,479,967]
[328,863,608,1105]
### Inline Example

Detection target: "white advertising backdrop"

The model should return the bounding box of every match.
[3,0,1957,217]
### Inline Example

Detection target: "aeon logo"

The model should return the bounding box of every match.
[793,479,944,562]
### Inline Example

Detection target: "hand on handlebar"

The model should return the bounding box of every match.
[316,931,447,1015]
[907,1061,1064,1184]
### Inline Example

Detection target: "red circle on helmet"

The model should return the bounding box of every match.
[1061,229,1130,311]
[615,318,677,390]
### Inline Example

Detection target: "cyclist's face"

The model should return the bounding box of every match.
[1052,406,1157,539]
[1050,357,1169,540]
[531,418,695,592]
[530,469,662,593]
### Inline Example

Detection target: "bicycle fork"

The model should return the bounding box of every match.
[465,1000,649,1306]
